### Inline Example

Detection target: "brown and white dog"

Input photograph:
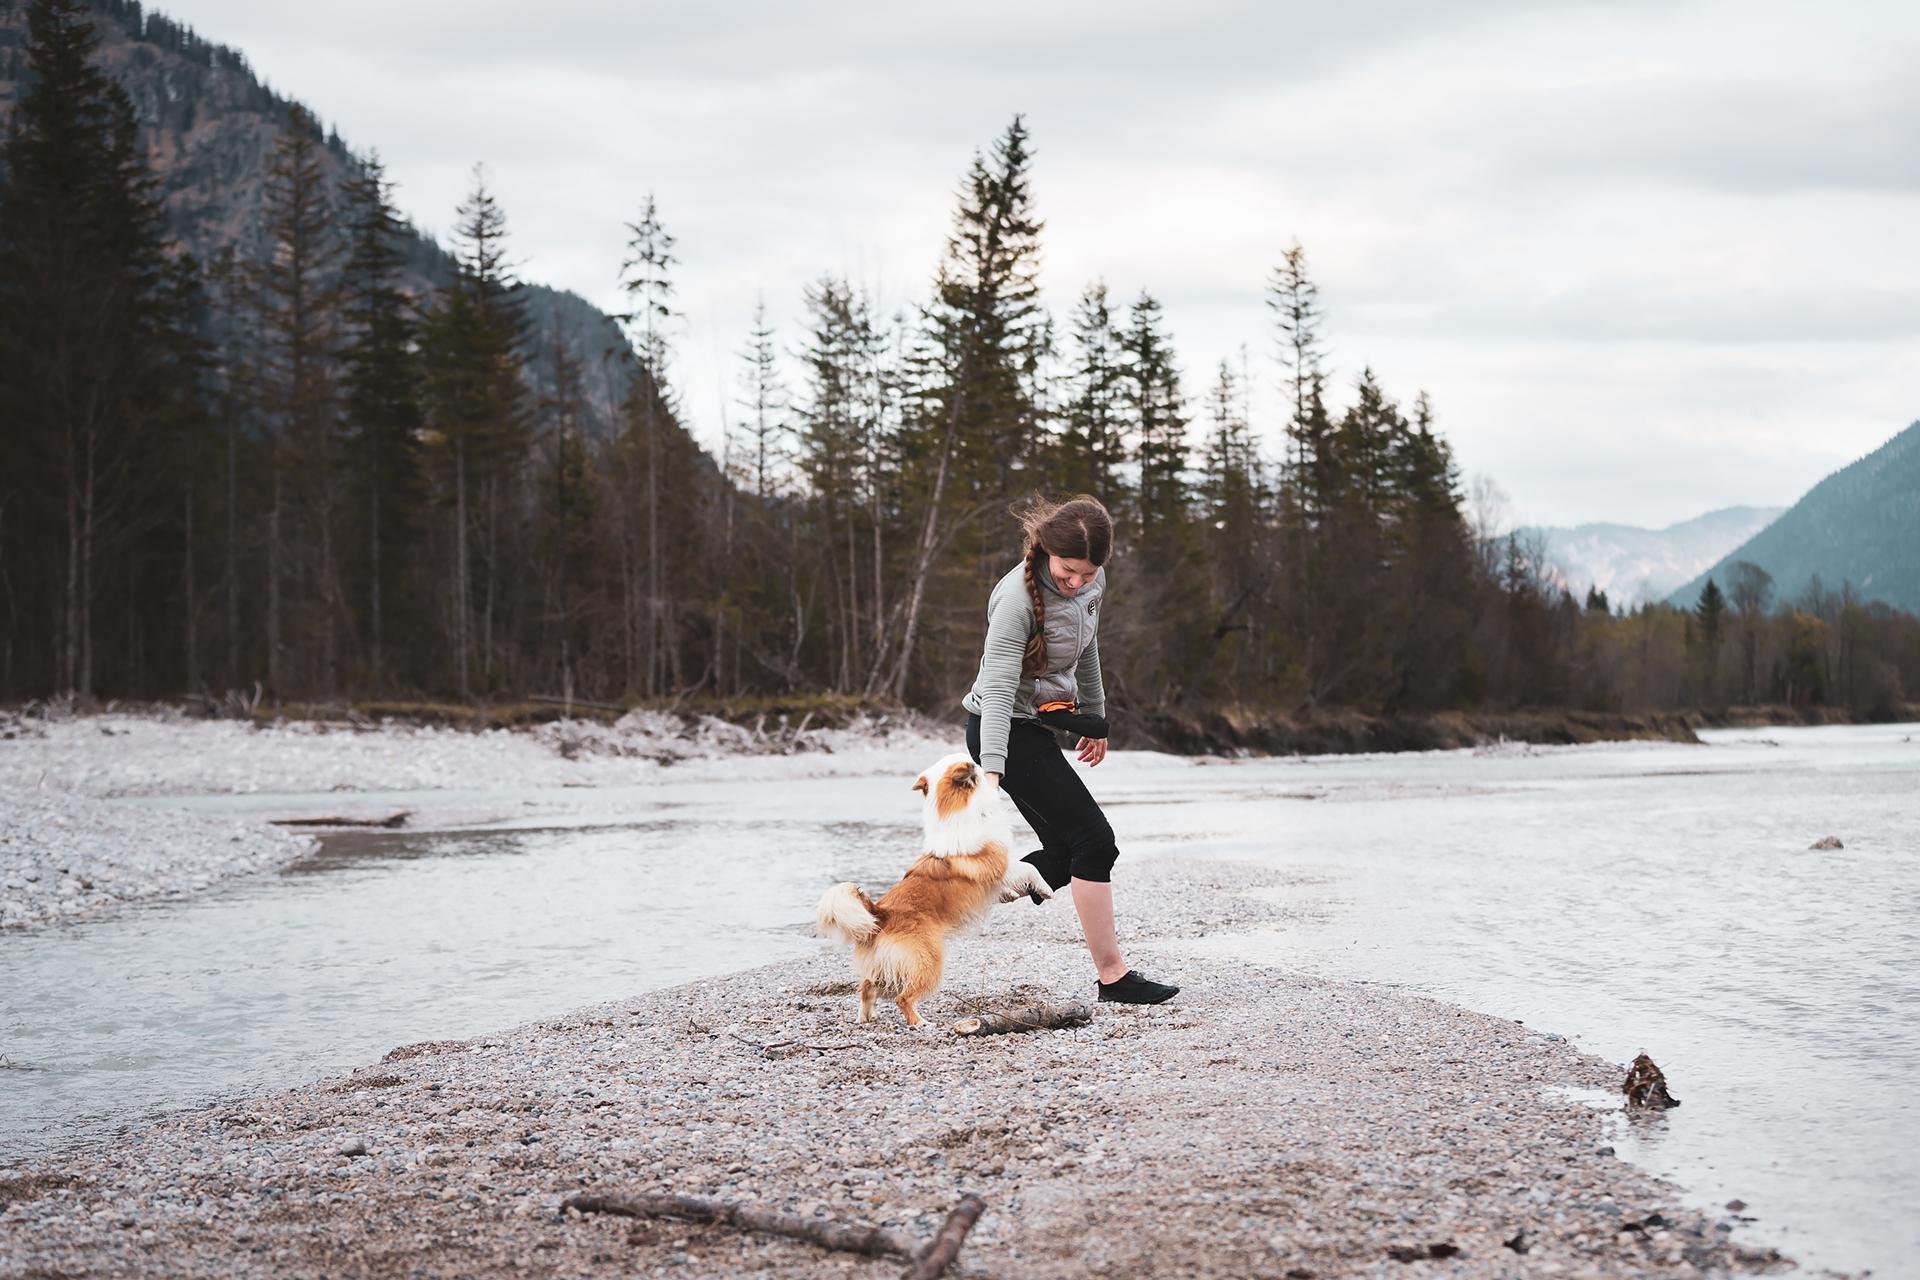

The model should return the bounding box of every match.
[815,752,1053,1025]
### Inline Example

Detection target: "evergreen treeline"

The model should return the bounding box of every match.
[4,0,1917,720]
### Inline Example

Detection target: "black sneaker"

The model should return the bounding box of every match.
[1096,971,1180,1004]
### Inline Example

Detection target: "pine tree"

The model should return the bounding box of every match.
[1726,560,1773,704]
[149,252,217,696]
[0,0,187,696]
[614,192,678,696]
[255,103,343,696]
[886,115,1047,699]
[338,152,422,689]
[796,274,890,691]
[735,294,789,504]
[1267,239,1330,512]
[1202,357,1259,537]
[1123,292,1188,537]
[420,165,528,699]
[536,331,596,700]
[1056,281,1128,503]
[1197,355,1275,698]
[1334,367,1401,522]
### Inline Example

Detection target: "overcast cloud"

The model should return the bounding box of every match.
[154,0,1920,528]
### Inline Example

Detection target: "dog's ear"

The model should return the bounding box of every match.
[911,775,929,795]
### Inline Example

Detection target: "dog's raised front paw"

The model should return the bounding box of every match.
[997,862,1053,904]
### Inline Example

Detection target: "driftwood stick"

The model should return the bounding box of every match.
[270,810,410,829]
[952,1001,1091,1037]
[561,1192,919,1259]
[905,1193,987,1279]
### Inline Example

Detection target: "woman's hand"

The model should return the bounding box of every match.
[983,771,1001,790]
[1075,737,1107,766]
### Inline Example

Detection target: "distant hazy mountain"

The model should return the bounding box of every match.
[1517,506,1784,604]
[1669,421,1920,614]
[0,0,640,434]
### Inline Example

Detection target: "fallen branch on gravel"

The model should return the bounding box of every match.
[952,1001,1092,1037]
[724,1031,863,1058]
[904,1193,986,1279]
[269,811,411,829]
[561,1191,920,1260]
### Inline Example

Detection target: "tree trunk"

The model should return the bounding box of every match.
[483,473,497,684]
[886,382,966,701]
[63,420,80,693]
[226,406,239,686]
[267,467,283,698]
[846,508,860,689]
[645,390,660,697]
[79,430,96,696]
[370,455,383,688]
[184,488,198,691]
[453,436,469,699]
[319,497,339,696]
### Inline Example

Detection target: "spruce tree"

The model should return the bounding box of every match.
[1202,357,1259,536]
[1056,281,1128,503]
[1122,292,1189,536]
[420,165,528,698]
[736,294,789,504]
[1267,240,1329,510]
[796,274,891,691]
[536,331,596,699]
[256,103,343,696]
[614,192,678,696]
[0,0,185,696]
[1334,367,1400,523]
[338,152,422,689]
[887,115,1046,699]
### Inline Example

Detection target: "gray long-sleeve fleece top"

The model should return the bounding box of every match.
[961,561,1107,774]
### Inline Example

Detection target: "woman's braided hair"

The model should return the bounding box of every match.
[1018,495,1113,678]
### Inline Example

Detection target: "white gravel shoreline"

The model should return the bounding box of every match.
[0,708,950,931]
[0,853,1801,1278]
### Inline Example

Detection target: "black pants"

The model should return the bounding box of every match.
[966,712,1119,889]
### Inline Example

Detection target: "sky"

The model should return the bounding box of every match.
[152,0,1919,530]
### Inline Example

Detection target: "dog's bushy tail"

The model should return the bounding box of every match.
[815,882,881,943]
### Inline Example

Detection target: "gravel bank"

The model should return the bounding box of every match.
[0,709,947,931]
[0,858,1795,1278]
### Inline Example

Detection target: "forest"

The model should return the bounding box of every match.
[3,0,1917,724]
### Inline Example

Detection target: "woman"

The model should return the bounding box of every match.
[962,495,1179,1005]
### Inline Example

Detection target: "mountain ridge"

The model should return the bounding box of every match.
[0,0,641,433]
[1669,421,1920,613]
[1517,505,1784,604]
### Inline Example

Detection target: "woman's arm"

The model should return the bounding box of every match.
[1074,631,1105,722]
[975,586,1031,776]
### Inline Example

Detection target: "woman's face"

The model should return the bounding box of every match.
[1048,553,1098,595]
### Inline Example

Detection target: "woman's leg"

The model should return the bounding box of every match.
[967,716,1073,888]
[972,716,1130,980]
[1068,878,1128,984]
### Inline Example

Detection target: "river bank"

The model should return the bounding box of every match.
[5,699,1907,932]
[1114,701,1918,756]
[0,857,1795,1279]
[0,706,949,931]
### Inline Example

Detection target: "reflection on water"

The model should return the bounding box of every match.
[1,781,920,1162]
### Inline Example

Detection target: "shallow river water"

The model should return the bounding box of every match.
[2,723,1914,1276]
